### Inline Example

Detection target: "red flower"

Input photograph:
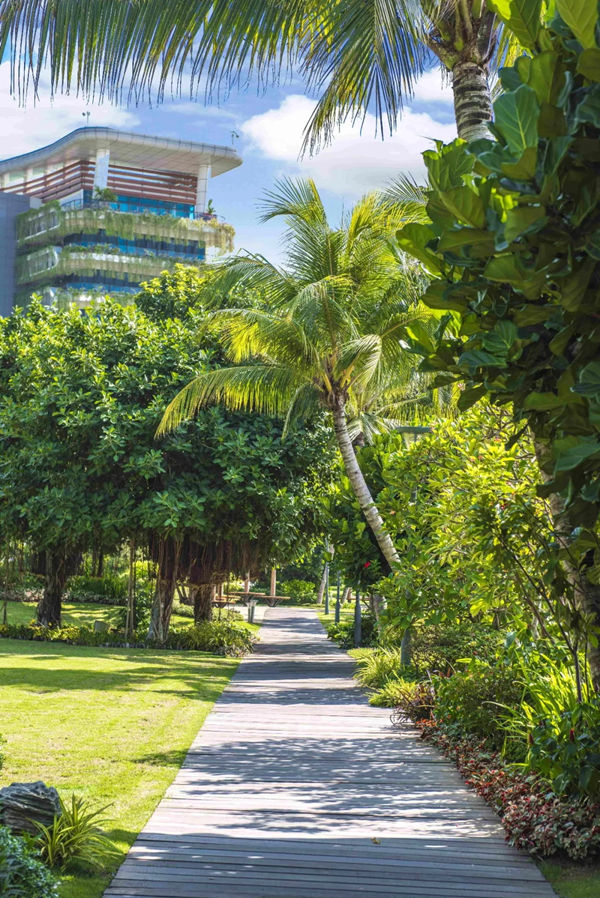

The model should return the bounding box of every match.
[363,561,371,568]
[569,728,575,742]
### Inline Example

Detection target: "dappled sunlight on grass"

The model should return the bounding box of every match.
[0,638,239,898]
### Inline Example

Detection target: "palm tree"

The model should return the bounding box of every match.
[158,179,431,568]
[0,1,511,145]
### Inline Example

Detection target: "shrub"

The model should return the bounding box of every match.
[0,825,57,897]
[369,678,423,709]
[500,666,600,798]
[172,601,194,619]
[410,623,501,676]
[67,574,127,606]
[326,613,378,649]
[0,618,254,655]
[36,795,119,872]
[279,579,317,603]
[163,621,255,656]
[390,680,436,722]
[420,724,600,860]
[433,661,524,751]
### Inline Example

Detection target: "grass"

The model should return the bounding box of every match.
[0,637,239,898]
[540,860,600,898]
[1,599,192,629]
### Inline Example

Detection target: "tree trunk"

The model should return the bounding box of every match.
[193,584,214,623]
[270,567,277,598]
[38,550,67,627]
[317,564,328,604]
[331,396,400,567]
[125,539,136,639]
[452,59,492,142]
[147,538,179,643]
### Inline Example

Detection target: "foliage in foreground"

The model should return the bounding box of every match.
[36,795,119,873]
[420,723,600,861]
[397,2,600,683]
[0,825,57,898]
[0,619,255,656]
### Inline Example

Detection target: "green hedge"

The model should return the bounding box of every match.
[0,826,57,898]
[0,620,255,656]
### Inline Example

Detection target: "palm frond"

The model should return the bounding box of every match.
[282,382,323,437]
[335,334,382,391]
[382,174,428,221]
[212,307,318,369]
[157,364,303,436]
[299,0,429,154]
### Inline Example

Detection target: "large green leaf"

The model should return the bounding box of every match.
[437,229,495,252]
[437,187,486,228]
[494,85,540,155]
[578,48,600,81]
[573,360,600,397]
[503,204,546,242]
[518,52,565,105]
[395,224,443,275]
[524,391,567,410]
[488,0,542,49]
[554,435,600,471]
[557,0,598,48]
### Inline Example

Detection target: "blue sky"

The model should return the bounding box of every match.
[0,62,456,262]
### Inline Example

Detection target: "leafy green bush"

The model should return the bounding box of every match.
[326,613,378,649]
[0,825,57,897]
[36,795,119,872]
[355,648,417,687]
[434,661,524,751]
[172,600,194,619]
[410,623,501,676]
[163,621,255,656]
[279,579,317,603]
[67,574,127,606]
[499,663,600,797]
[524,699,600,799]
[390,680,436,722]
[0,618,254,655]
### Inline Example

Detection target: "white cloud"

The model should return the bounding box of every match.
[161,101,239,121]
[241,94,455,197]
[411,68,453,105]
[0,62,139,158]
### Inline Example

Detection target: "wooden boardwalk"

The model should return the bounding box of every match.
[104,607,555,897]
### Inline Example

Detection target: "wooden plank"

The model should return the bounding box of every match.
[103,608,555,898]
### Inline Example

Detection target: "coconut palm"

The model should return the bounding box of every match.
[0,1,512,145]
[158,179,433,568]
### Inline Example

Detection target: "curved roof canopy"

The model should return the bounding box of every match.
[0,127,242,177]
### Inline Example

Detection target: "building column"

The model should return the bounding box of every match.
[195,163,211,216]
[93,148,110,191]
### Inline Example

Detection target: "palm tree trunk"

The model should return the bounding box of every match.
[452,60,492,142]
[331,396,399,568]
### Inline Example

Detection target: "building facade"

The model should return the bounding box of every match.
[0,127,241,309]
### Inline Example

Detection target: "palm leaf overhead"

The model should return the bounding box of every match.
[158,178,444,568]
[0,0,521,148]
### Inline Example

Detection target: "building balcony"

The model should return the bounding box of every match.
[16,244,199,289]
[16,200,235,254]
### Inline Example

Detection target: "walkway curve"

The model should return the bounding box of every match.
[104,607,555,897]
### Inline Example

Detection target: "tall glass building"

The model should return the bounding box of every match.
[0,127,241,311]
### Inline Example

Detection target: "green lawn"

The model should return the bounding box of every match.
[0,638,239,897]
[1,599,192,629]
[540,860,600,898]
